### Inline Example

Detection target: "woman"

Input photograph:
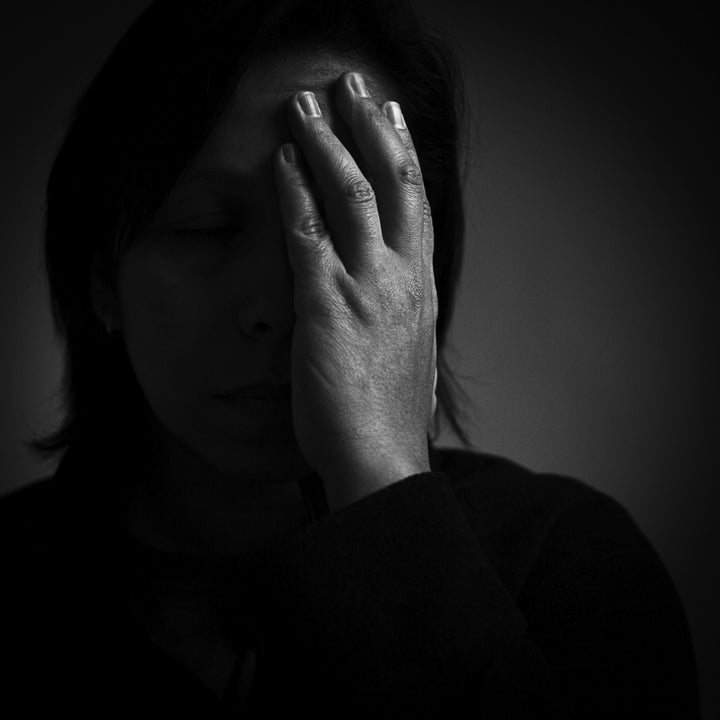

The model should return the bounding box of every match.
[1,0,700,716]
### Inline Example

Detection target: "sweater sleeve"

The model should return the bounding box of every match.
[243,467,700,718]
[246,471,555,718]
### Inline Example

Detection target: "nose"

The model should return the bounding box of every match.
[238,228,296,341]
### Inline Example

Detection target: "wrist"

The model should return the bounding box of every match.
[322,449,430,512]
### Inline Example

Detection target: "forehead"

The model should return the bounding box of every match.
[184,52,393,178]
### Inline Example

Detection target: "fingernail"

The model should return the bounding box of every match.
[282,143,297,165]
[385,101,406,129]
[349,72,369,98]
[299,91,321,117]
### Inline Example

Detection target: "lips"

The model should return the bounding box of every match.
[217,382,291,399]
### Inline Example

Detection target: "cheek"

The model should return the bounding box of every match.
[117,243,221,401]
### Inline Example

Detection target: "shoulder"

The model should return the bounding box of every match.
[432,447,699,713]
[0,476,75,634]
[0,443,126,558]
[429,445,662,597]
[430,444,625,532]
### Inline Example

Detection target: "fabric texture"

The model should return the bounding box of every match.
[0,443,700,718]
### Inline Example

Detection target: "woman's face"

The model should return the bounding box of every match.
[116,52,392,482]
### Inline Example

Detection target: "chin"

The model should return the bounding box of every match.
[149,396,315,482]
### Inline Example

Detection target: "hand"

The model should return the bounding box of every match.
[274,72,437,511]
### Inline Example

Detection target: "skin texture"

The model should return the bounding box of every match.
[109,53,436,554]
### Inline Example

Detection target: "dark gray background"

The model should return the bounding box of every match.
[1,1,717,716]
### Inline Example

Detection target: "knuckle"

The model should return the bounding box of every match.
[297,213,328,239]
[342,177,375,205]
[396,161,423,188]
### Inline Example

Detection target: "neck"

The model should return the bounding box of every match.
[122,432,312,556]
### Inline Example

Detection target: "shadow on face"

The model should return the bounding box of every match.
[114,51,397,483]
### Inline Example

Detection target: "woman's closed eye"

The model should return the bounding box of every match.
[173,226,243,242]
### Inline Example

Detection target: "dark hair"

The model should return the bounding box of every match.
[28,0,475,464]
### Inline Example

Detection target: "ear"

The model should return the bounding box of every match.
[90,252,122,334]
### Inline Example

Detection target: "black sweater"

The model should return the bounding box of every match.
[0,444,700,718]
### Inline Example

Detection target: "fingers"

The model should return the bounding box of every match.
[386,112,438,424]
[332,73,426,263]
[277,70,436,327]
[273,142,343,311]
[381,100,436,284]
[284,73,428,269]
[284,89,385,276]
